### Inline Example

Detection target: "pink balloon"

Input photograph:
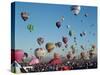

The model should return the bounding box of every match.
[11,49,24,63]
[29,57,39,65]
[15,50,24,63]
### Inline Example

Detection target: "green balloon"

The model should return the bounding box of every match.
[27,24,34,32]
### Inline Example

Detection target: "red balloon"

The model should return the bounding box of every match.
[49,58,62,65]
[49,53,62,65]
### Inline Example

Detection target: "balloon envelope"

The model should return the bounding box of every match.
[92,45,96,50]
[84,13,88,17]
[54,53,60,59]
[61,16,64,21]
[66,51,75,60]
[89,50,96,58]
[55,42,62,48]
[29,57,39,65]
[46,43,55,53]
[69,30,74,37]
[27,24,34,32]
[80,45,84,50]
[21,12,29,21]
[49,58,62,65]
[24,53,28,58]
[82,32,86,36]
[70,45,76,53]
[62,37,68,44]
[71,5,81,15]
[80,33,83,37]
[66,25,70,29]
[11,49,24,63]
[37,37,44,45]
[34,48,46,59]
[80,52,86,59]
[56,21,61,28]
[49,53,62,65]
[22,57,32,64]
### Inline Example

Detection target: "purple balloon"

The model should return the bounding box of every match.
[56,21,61,28]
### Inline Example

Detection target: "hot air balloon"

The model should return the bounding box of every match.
[66,53,71,60]
[84,13,88,17]
[91,45,96,50]
[21,12,29,21]
[80,33,83,37]
[46,42,55,53]
[29,57,39,65]
[66,25,70,29]
[61,16,64,22]
[27,24,34,32]
[49,53,62,65]
[80,52,86,60]
[62,37,68,44]
[70,45,75,51]
[34,48,46,59]
[24,53,28,58]
[22,53,32,64]
[56,21,61,28]
[71,5,81,15]
[54,53,60,59]
[80,32,86,37]
[89,50,96,59]
[69,30,74,37]
[74,37,76,42]
[55,42,62,48]
[37,37,44,46]
[66,51,75,60]
[11,49,24,63]
[82,32,86,36]
[72,49,75,54]
[80,45,84,50]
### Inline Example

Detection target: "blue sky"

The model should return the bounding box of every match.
[13,2,97,58]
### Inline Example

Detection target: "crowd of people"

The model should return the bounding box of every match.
[20,57,97,73]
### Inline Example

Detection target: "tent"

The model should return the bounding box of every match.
[11,61,21,73]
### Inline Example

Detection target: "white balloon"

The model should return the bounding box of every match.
[35,48,46,59]
[71,5,81,15]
